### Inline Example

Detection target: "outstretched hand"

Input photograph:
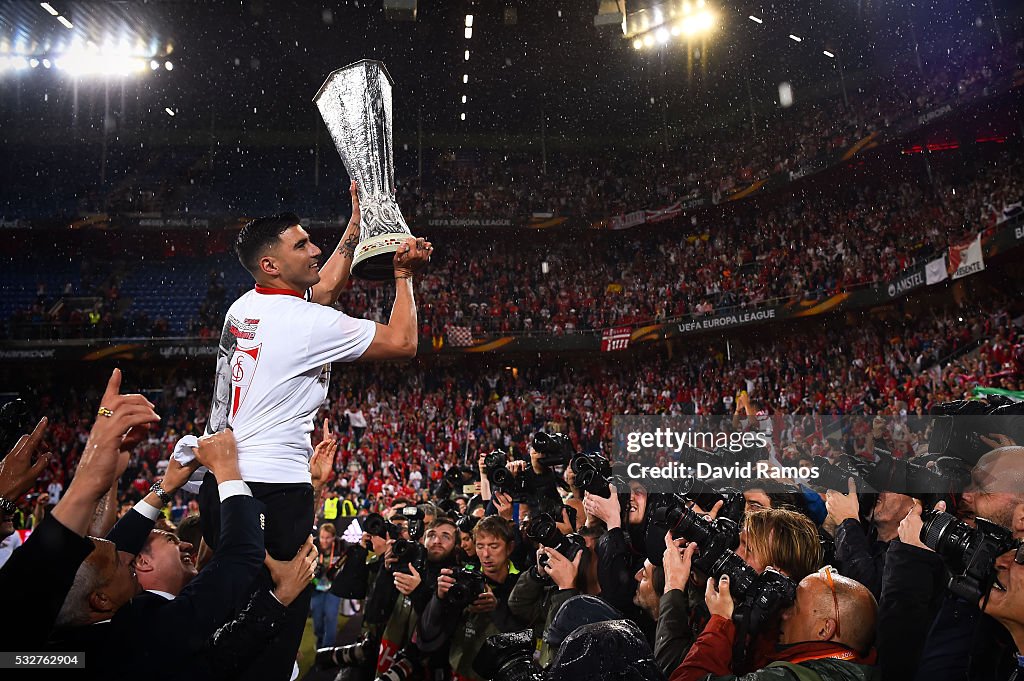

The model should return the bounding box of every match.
[311,419,338,492]
[0,417,51,500]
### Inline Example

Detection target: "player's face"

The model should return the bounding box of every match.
[272,225,322,290]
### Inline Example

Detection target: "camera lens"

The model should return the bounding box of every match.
[922,510,975,569]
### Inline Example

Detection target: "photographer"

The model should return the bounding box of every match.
[417,515,527,681]
[375,516,460,680]
[319,508,405,680]
[583,481,651,617]
[671,568,878,681]
[878,445,1024,681]
[826,478,914,599]
[507,523,603,665]
[311,522,346,648]
[981,544,1024,680]
[654,507,822,676]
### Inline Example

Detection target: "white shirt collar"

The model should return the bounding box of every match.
[146,589,175,600]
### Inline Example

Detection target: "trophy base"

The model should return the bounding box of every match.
[351,234,411,281]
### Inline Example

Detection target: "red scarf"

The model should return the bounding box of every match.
[773,641,876,666]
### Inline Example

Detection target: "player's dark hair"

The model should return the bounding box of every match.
[235,213,301,274]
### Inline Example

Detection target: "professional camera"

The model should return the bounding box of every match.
[526,512,585,576]
[531,431,574,467]
[846,449,969,509]
[921,510,1017,604]
[455,513,480,534]
[432,465,475,500]
[647,495,740,569]
[677,477,746,524]
[484,450,534,502]
[811,455,873,494]
[399,505,426,540]
[570,451,613,498]
[375,647,420,681]
[446,565,488,610]
[316,636,374,669]
[929,397,1024,466]
[731,567,799,634]
[472,630,543,681]
[363,513,402,542]
[647,496,795,631]
[391,538,427,575]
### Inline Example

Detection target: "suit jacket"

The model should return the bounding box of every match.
[50,495,265,681]
[109,494,266,679]
[106,506,159,554]
[0,514,95,649]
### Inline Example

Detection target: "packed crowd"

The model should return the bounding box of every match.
[402,39,1022,220]
[3,288,1019,540]
[353,154,1024,337]
[2,227,1024,681]
[2,328,1023,680]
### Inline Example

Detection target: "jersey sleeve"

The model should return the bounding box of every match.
[304,304,377,367]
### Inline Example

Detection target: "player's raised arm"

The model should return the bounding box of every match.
[309,180,362,306]
[358,236,433,362]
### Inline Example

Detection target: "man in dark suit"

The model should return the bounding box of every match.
[52,429,265,680]
[0,370,160,650]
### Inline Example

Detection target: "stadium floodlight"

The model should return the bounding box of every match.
[748,15,763,24]
[823,50,835,58]
[165,107,175,116]
[42,59,51,68]
[464,50,469,60]
[643,33,655,47]
[464,26,472,39]
[55,53,148,76]
[461,95,466,103]
[788,34,802,42]
[656,27,669,43]
[29,58,39,68]
[462,73,468,83]
[40,2,59,16]
[460,112,466,120]
[164,61,173,70]
[56,16,72,29]
[632,38,643,49]
[465,14,473,27]
[150,59,159,70]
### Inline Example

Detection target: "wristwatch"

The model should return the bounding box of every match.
[149,480,172,506]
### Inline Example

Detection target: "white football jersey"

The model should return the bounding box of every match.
[208,285,376,483]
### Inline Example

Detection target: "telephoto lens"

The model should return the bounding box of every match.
[316,638,370,669]
[374,648,418,681]
[921,510,1017,604]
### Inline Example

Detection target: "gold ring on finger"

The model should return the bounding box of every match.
[97,407,114,418]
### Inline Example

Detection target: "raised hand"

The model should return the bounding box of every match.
[311,419,338,493]
[393,237,433,277]
[0,417,51,500]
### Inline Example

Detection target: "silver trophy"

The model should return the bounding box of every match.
[314,60,414,280]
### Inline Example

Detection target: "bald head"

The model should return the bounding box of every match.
[780,570,877,654]
[964,446,1024,535]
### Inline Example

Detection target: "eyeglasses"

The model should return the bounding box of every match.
[1014,540,1024,566]
[819,565,841,638]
